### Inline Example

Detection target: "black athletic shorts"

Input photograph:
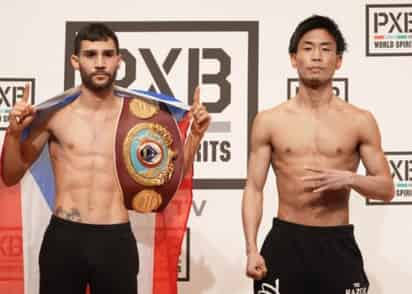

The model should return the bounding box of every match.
[254,218,369,294]
[39,215,139,294]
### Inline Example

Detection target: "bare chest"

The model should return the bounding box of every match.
[272,115,359,158]
[49,107,120,158]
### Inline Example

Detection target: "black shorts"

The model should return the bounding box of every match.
[39,215,139,294]
[254,218,369,294]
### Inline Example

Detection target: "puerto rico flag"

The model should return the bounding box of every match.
[0,86,192,294]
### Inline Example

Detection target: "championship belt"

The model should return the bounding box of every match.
[115,97,184,213]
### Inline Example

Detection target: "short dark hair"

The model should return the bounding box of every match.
[74,23,119,55]
[288,15,347,55]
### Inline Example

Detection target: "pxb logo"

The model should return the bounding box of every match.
[366,4,412,56]
[367,152,412,205]
[0,227,23,281]
[287,78,348,101]
[64,21,259,189]
[0,79,35,130]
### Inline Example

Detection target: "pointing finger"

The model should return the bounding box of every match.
[192,86,200,106]
[21,83,31,104]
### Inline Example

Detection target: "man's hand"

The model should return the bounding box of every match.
[302,167,355,193]
[190,87,210,138]
[246,251,268,280]
[7,84,36,136]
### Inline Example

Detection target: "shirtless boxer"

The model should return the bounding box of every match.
[242,15,394,294]
[2,23,210,294]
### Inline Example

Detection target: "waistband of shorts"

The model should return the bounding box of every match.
[49,214,132,232]
[273,217,354,236]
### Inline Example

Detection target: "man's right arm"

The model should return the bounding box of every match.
[1,85,50,186]
[242,111,272,279]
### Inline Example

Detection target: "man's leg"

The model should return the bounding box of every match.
[39,217,88,294]
[314,235,369,293]
[88,224,139,294]
[254,219,309,294]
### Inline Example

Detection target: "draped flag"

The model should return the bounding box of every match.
[0,86,192,294]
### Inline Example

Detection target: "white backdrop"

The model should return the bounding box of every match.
[1,0,412,293]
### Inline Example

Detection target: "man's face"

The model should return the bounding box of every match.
[71,38,121,92]
[290,28,342,88]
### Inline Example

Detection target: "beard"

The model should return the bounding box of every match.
[79,66,117,92]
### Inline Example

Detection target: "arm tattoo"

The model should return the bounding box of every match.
[54,206,82,222]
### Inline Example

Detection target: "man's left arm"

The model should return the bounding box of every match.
[183,87,211,176]
[302,111,394,202]
[349,111,394,201]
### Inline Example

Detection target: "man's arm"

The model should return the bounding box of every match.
[183,132,202,176]
[1,85,50,186]
[183,87,210,176]
[242,111,272,280]
[302,111,394,202]
[351,111,394,201]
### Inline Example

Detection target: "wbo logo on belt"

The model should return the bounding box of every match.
[115,93,186,213]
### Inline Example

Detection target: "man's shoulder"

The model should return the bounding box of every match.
[332,99,380,135]
[43,99,80,133]
[256,101,292,119]
[253,102,294,133]
[335,98,375,122]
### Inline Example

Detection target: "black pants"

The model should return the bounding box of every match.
[254,218,369,294]
[39,215,139,294]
